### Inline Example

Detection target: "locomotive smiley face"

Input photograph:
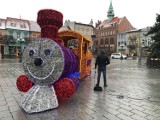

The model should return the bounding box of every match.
[22,38,65,85]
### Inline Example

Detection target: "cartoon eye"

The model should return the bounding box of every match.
[29,50,35,57]
[44,49,51,56]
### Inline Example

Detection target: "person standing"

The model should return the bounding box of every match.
[95,50,110,87]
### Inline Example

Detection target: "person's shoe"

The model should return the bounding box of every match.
[104,84,108,87]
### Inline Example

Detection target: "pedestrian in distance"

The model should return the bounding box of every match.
[95,50,110,88]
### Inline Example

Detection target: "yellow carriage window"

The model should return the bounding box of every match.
[68,39,78,49]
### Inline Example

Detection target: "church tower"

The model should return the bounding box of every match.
[107,0,115,22]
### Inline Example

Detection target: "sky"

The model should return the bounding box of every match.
[1,0,160,29]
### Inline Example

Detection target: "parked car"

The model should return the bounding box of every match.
[111,53,127,59]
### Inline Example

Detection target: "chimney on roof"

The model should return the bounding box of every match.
[95,20,101,28]
[89,19,93,25]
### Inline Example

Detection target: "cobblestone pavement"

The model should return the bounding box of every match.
[0,58,160,120]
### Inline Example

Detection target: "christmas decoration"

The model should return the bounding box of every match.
[54,78,76,98]
[16,75,33,92]
[16,8,92,114]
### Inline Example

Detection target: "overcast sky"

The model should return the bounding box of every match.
[1,0,160,29]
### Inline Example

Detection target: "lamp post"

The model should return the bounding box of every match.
[17,37,25,62]
[139,44,145,65]
[120,42,125,60]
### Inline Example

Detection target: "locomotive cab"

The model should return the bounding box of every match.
[58,30,92,80]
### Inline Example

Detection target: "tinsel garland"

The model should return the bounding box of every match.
[54,78,76,98]
[67,72,80,78]
[16,75,33,92]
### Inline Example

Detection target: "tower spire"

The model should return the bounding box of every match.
[107,0,115,22]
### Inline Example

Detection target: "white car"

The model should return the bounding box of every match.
[111,53,127,59]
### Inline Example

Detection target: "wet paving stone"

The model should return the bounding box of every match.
[0,58,160,120]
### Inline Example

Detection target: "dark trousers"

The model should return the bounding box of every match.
[96,67,107,86]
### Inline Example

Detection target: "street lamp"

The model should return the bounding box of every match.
[139,44,145,65]
[17,37,25,62]
[120,42,125,60]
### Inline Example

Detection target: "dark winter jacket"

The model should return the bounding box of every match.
[95,52,110,69]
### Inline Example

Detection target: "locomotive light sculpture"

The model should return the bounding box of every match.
[16,9,92,113]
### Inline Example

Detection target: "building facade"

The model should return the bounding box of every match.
[139,27,153,47]
[117,32,128,54]
[0,17,42,58]
[59,20,94,50]
[127,29,141,56]
[93,0,135,55]
[0,19,6,58]
[28,21,41,41]
[5,17,30,56]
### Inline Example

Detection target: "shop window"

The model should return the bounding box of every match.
[17,32,20,39]
[0,32,2,39]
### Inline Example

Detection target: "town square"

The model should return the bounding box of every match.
[0,0,160,120]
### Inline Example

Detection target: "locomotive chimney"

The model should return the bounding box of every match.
[37,9,63,42]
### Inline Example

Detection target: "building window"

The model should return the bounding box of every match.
[118,42,120,46]
[32,35,37,40]
[100,39,104,45]
[106,32,108,36]
[20,23,26,28]
[11,23,16,27]
[0,32,2,39]
[110,31,112,35]
[94,41,98,46]
[110,38,114,44]
[105,39,109,44]
[113,30,115,35]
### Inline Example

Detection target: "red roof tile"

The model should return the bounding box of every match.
[97,17,124,28]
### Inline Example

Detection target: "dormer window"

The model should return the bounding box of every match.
[11,23,16,27]
[20,24,26,28]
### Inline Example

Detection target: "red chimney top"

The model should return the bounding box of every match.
[37,9,63,42]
